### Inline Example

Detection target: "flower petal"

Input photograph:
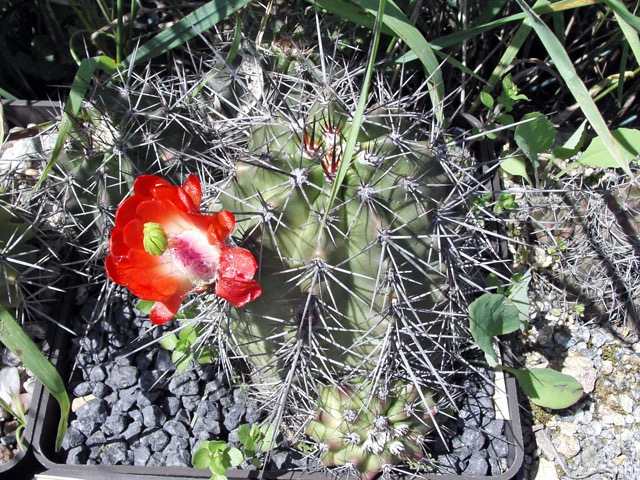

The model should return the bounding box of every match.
[207,211,235,245]
[151,300,181,325]
[216,278,262,307]
[217,245,262,306]
[106,174,261,323]
[134,175,171,197]
[135,200,194,237]
[219,245,259,280]
[182,174,202,208]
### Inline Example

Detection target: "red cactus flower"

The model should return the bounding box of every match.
[105,174,261,325]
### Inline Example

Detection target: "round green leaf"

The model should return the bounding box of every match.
[469,294,521,365]
[172,350,191,373]
[503,367,584,409]
[158,333,178,351]
[259,425,276,452]
[226,447,244,467]
[480,91,494,109]
[135,300,155,314]
[515,112,556,165]
[210,453,229,475]
[179,324,199,344]
[192,446,213,469]
[237,424,251,444]
[208,440,227,453]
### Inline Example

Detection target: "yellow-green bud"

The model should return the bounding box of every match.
[143,222,168,256]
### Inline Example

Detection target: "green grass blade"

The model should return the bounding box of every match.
[612,7,640,63]
[359,0,444,124]
[0,88,18,101]
[323,0,386,224]
[314,0,394,33]
[604,0,640,33]
[514,0,636,179]
[0,305,70,451]
[469,20,533,114]
[124,0,251,68]
[431,0,600,51]
[35,56,117,191]
[318,0,444,124]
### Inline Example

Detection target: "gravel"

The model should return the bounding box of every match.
[55,294,522,476]
[521,272,640,480]
[60,298,273,468]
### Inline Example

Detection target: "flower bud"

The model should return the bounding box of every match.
[143,222,168,256]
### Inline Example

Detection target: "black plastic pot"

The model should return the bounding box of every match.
[0,417,42,480]
[30,292,525,480]
[1,100,61,128]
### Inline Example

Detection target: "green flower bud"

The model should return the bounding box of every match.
[143,222,168,256]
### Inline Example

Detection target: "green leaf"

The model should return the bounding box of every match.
[197,348,216,365]
[508,270,531,328]
[469,294,521,365]
[178,324,199,344]
[237,424,253,444]
[226,447,244,467]
[480,91,495,109]
[158,333,178,351]
[498,74,529,112]
[503,367,584,409]
[0,305,70,451]
[259,424,276,452]
[578,128,640,169]
[193,445,213,469]
[172,350,191,373]
[135,300,155,314]
[514,112,556,166]
[210,454,229,475]
[208,440,227,453]
[500,155,531,184]
[124,0,252,67]
[552,120,588,160]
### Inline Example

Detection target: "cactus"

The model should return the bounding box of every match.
[305,381,438,480]
[0,140,66,320]
[215,93,453,381]
[0,202,37,312]
[51,13,501,476]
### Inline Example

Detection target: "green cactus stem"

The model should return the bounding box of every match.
[216,97,453,382]
[306,381,438,480]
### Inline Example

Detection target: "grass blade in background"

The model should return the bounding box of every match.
[123,0,251,67]
[604,0,640,33]
[0,88,18,101]
[0,305,70,451]
[35,56,117,191]
[431,0,599,51]
[323,0,386,223]
[514,0,637,180]
[469,19,533,114]
[317,0,444,125]
[612,4,640,64]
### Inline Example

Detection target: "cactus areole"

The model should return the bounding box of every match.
[105,174,262,324]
